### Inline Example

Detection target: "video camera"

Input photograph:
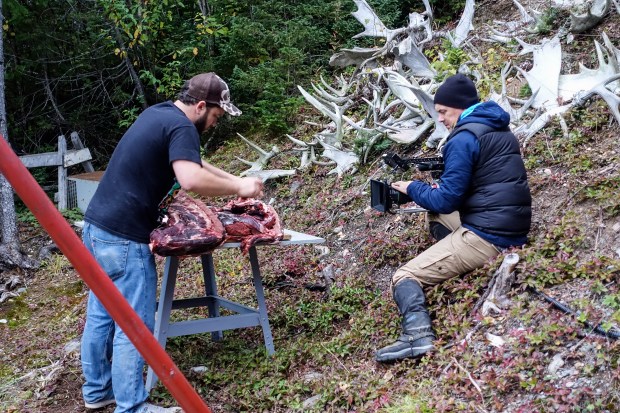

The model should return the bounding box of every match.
[370,179,413,213]
[370,153,444,213]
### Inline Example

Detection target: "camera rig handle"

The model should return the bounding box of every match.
[381,153,444,179]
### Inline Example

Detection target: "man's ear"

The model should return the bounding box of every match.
[195,100,207,114]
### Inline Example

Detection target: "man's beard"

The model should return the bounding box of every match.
[194,113,209,134]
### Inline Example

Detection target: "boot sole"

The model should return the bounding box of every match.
[375,344,434,362]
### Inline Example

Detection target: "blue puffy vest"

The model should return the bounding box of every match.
[446,123,531,238]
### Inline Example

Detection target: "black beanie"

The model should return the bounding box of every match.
[433,73,479,109]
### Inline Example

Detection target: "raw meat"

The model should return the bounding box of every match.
[150,190,225,256]
[217,198,283,253]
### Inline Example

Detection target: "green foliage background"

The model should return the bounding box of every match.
[3,0,465,162]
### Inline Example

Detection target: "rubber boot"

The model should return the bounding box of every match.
[375,279,435,362]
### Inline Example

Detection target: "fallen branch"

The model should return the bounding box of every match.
[451,356,485,403]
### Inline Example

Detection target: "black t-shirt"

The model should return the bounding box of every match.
[85,101,202,243]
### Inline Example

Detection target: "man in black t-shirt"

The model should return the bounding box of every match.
[81,73,262,413]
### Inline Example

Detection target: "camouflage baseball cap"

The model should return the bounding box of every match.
[186,73,241,116]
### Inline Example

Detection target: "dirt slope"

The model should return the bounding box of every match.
[1,1,620,412]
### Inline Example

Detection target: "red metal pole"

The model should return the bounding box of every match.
[0,136,212,413]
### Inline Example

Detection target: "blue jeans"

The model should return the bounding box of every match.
[81,222,157,413]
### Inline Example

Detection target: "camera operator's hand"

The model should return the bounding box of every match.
[391,181,412,194]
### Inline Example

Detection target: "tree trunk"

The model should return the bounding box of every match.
[0,0,37,270]
[111,24,148,110]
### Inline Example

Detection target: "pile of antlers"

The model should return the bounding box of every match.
[237,0,620,180]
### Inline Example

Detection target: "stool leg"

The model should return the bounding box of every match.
[201,254,223,341]
[248,247,275,355]
[146,256,179,392]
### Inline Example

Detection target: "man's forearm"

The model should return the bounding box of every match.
[201,161,238,180]
[187,169,242,197]
[173,159,263,199]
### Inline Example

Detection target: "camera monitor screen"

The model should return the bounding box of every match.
[370,179,427,214]
[370,179,392,213]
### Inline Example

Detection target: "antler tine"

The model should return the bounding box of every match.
[235,133,281,175]
[236,132,275,157]
[303,121,329,128]
[299,85,351,124]
[515,37,536,55]
[235,156,255,167]
[300,147,319,170]
[242,169,297,181]
[499,61,512,95]
[311,82,352,105]
[602,32,620,65]
[485,26,515,44]
[448,0,475,48]
[513,88,540,122]
[285,134,320,170]
[298,85,348,144]
[574,74,620,125]
[519,105,572,146]
[558,36,619,102]
[319,74,353,97]
[489,62,535,123]
[351,0,390,40]
[524,8,545,34]
[511,0,536,25]
[360,86,383,124]
[421,0,433,21]
[285,134,308,148]
[298,85,337,122]
[381,88,394,117]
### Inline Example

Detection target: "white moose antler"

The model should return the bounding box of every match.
[351,0,392,41]
[298,85,351,146]
[569,0,611,33]
[488,62,538,123]
[235,133,296,181]
[389,37,435,78]
[572,73,620,125]
[559,38,619,101]
[445,0,476,48]
[316,138,359,176]
[286,134,319,170]
[516,35,562,110]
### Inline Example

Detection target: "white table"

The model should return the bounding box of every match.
[146,229,325,391]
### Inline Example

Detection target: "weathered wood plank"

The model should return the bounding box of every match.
[70,132,94,172]
[64,148,92,167]
[19,152,61,168]
[18,148,91,168]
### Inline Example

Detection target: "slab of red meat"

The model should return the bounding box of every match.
[150,190,225,257]
[217,198,283,254]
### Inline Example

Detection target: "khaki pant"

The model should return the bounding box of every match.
[392,211,500,289]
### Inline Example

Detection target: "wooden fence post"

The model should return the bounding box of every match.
[18,132,93,211]
[57,135,68,210]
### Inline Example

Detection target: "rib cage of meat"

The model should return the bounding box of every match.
[217,197,284,254]
[150,190,225,256]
